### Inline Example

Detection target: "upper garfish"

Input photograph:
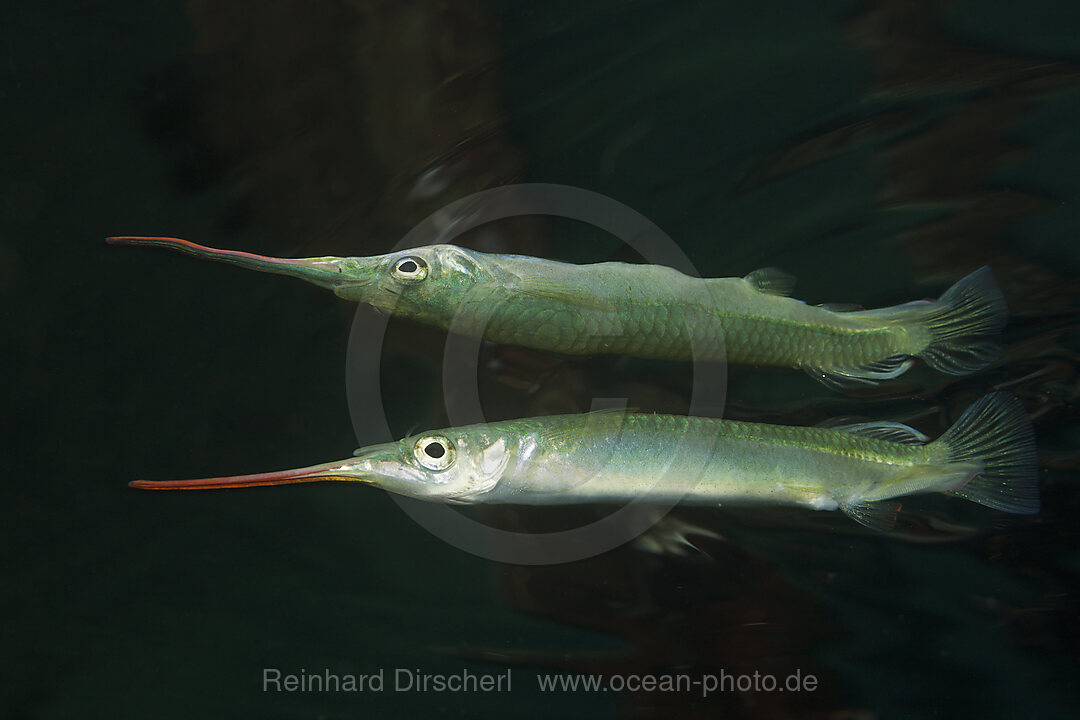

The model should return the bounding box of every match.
[107,236,1007,388]
[129,392,1038,531]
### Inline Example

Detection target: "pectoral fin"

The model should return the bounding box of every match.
[536,408,637,445]
[513,272,618,311]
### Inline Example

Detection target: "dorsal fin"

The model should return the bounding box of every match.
[816,415,867,428]
[817,302,863,312]
[744,267,796,296]
[828,420,930,445]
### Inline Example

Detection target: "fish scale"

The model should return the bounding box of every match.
[107,237,1005,387]
[127,393,1040,532]
[109,237,1034,530]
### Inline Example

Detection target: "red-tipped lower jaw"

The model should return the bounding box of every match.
[128,462,365,490]
[105,236,352,289]
[107,236,321,268]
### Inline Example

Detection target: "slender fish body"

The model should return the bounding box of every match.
[129,393,1039,531]
[107,237,1007,388]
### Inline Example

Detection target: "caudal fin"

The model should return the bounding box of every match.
[836,267,1007,385]
[916,266,1008,374]
[938,392,1039,514]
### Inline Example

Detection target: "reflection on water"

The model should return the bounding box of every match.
[169,1,1079,717]
[178,0,530,257]
[28,0,1078,717]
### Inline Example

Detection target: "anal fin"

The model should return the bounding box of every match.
[841,462,982,531]
[804,354,914,389]
[840,499,903,532]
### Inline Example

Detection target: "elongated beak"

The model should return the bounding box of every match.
[106,236,372,293]
[129,459,372,490]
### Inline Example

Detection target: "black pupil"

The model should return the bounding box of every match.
[398,260,418,274]
[424,441,445,459]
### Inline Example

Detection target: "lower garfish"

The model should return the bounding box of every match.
[107,237,1006,388]
[129,392,1038,531]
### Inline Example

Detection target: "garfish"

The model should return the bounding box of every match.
[129,392,1039,531]
[107,236,1006,388]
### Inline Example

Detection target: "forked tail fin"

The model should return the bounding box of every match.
[819,267,1007,389]
[937,392,1039,514]
[916,266,1008,374]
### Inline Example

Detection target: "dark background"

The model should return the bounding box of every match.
[5,1,1080,718]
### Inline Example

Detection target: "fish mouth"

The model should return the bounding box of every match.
[106,236,377,293]
[128,459,374,490]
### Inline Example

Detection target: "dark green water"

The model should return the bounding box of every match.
[5,1,1080,718]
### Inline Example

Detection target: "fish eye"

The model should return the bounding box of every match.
[391,256,428,282]
[413,435,455,471]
